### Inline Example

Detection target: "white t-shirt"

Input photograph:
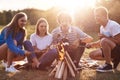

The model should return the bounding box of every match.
[30,33,53,50]
[100,20,120,37]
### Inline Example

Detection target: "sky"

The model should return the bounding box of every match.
[0,0,54,11]
[0,0,97,12]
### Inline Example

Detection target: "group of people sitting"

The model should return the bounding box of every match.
[0,6,120,73]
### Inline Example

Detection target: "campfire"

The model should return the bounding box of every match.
[48,40,79,80]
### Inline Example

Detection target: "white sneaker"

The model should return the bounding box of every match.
[1,61,7,68]
[5,65,19,73]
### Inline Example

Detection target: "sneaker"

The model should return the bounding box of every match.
[5,65,20,73]
[1,61,7,68]
[96,63,113,72]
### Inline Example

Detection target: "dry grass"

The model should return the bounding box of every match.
[1,49,120,80]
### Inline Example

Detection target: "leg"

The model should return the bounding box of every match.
[23,40,35,63]
[7,49,16,67]
[7,40,25,66]
[111,45,120,69]
[12,55,25,61]
[67,46,85,67]
[94,38,116,72]
[101,38,116,64]
[38,48,58,69]
[0,43,8,61]
[23,40,39,68]
[7,40,18,67]
[90,48,113,72]
[89,48,104,60]
[74,46,85,67]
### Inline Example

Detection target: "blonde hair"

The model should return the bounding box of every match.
[35,18,49,35]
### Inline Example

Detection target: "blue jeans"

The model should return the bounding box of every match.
[66,42,86,67]
[23,40,58,69]
[23,40,36,60]
[39,48,58,69]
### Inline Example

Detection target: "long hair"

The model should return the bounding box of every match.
[6,12,27,38]
[35,18,49,35]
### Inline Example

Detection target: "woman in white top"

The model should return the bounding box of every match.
[30,18,52,55]
[29,18,58,69]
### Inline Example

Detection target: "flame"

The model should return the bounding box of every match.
[58,44,65,61]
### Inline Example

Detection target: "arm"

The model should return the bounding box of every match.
[75,27,93,43]
[98,33,120,45]
[33,46,40,53]
[6,33,25,56]
[86,40,101,48]
[80,36,93,43]
[51,28,61,44]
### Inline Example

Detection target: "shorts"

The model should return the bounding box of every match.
[101,45,120,58]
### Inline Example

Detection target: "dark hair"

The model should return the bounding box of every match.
[6,12,27,38]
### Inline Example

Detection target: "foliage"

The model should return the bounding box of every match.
[0,0,120,32]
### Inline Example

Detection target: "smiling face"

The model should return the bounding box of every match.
[57,12,72,27]
[18,16,27,28]
[59,17,71,27]
[57,12,72,32]
[94,12,104,24]
[38,22,47,35]
[94,7,108,25]
[36,18,49,36]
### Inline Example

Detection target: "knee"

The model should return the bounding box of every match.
[23,40,32,48]
[101,38,109,46]
[89,51,95,59]
[23,40,31,46]
[49,48,58,54]
[23,40,33,51]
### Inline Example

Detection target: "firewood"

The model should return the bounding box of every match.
[65,51,77,71]
[55,60,62,78]
[49,65,57,77]
[63,64,67,80]
[57,61,65,79]
[65,57,75,77]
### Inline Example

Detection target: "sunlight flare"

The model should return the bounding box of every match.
[54,0,96,16]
